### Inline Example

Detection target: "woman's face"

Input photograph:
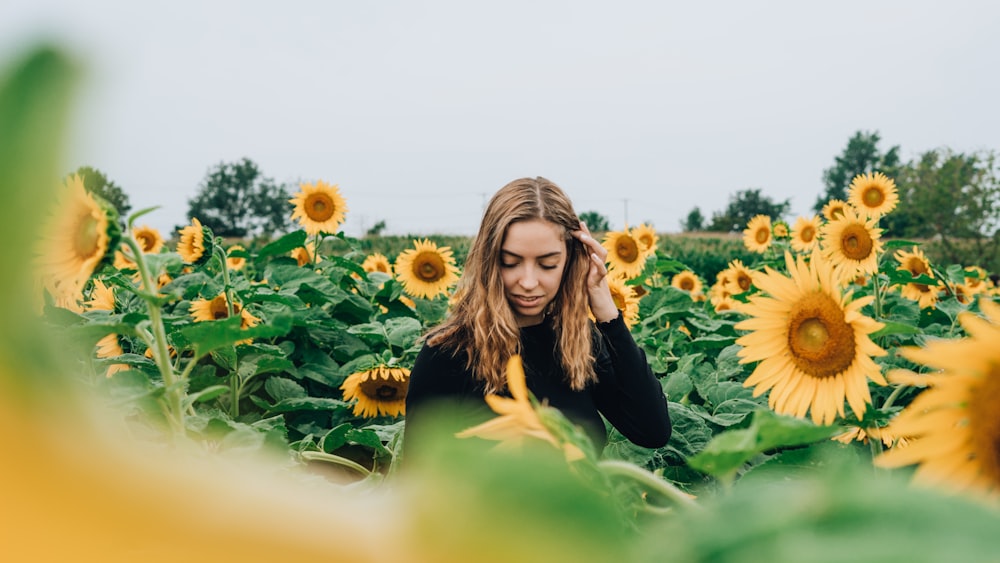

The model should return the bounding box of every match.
[499,219,567,327]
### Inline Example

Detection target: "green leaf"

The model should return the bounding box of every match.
[870,320,922,339]
[184,385,228,406]
[264,376,307,402]
[263,396,348,414]
[320,423,352,453]
[257,230,308,258]
[345,427,391,455]
[385,316,422,350]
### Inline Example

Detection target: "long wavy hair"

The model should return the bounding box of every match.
[426,177,596,393]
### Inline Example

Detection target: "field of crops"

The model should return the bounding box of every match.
[7,46,1000,561]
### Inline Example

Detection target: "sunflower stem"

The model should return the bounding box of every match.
[597,459,699,509]
[299,450,372,477]
[881,383,907,411]
[211,243,244,419]
[121,236,185,439]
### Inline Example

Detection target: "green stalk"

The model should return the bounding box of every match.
[597,459,700,509]
[299,451,372,477]
[122,237,185,439]
[213,243,241,419]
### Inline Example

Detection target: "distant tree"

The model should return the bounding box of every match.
[70,166,131,217]
[682,207,705,232]
[706,188,790,233]
[579,210,610,232]
[186,158,292,238]
[366,220,387,237]
[814,130,901,213]
[886,149,1000,268]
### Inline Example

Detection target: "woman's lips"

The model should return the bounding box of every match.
[511,295,544,308]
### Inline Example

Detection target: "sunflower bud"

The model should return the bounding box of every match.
[176,217,215,266]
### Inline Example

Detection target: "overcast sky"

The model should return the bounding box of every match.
[3,1,999,238]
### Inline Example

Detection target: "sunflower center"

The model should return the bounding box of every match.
[839,224,874,261]
[137,233,156,252]
[754,228,770,244]
[305,193,336,222]
[786,291,857,378]
[413,251,446,282]
[680,278,695,291]
[800,226,816,243]
[359,377,405,402]
[863,187,885,207]
[208,296,241,320]
[902,258,929,277]
[736,272,753,292]
[968,363,1000,484]
[616,237,640,263]
[74,215,102,259]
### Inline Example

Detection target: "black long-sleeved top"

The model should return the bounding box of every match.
[403,311,671,455]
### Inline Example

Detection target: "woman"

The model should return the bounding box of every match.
[403,177,670,458]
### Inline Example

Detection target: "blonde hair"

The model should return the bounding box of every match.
[426,177,596,393]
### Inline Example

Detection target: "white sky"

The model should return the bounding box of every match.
[3,1,999,238]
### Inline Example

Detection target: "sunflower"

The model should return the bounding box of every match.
[964,266,989,294]
[713,295,738,314]
[893,247,941,309]
[724,259,757,296]
[177,218,214,265]
[821,199,849,222]
[361,252,392,275]
[226,244,247,271]
[820,206,883,283]
[133,225,164,254]
[848,171,898,218]
[290,241,316,267]
[602,230,646,279]
[604,274,640,328]
[289,180,348,236]
[394,239,461,299]
[340,365,410,418]
[671,270,704,295]
[790,215,821,253]
[875,299,1000,496]
[95,333,129,377]
[456,355,583,462]
[630,223,659,258]
[37,174,120,301]
[735,249,887,425]
[742,214,773,254]
[189,293,260,345]
[84,279,115,311]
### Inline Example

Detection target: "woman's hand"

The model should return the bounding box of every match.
[571,221,619,323]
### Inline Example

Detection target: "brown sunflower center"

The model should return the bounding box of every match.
[839,224,874,261]
[208,296,241,319]
[969,363,1000,484]
[414,251,446,282]
[863,187,885,207]
[735,272,753,292]
[137,233,156,252]
[786,291,857,378]
[305,193,336,221]
[615,237,640,263]
[800,226,816,243]
[75,215,102,259]
[360,378,405,402]
[901,258,929,277]
[679,277,695,291]
[754,228,770,244]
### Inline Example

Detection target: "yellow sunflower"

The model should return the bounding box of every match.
[630,223,659,258]
[37,174,120,302]
[821,199,850,222]
[735,249,887,425]
[875,299,1000,496]
[361,252,392,275]
[290,241,316,267]
[189,293,260,345]
[340,365,410,418]
[964,266,989,294]
[772,221,790,239]
[790,215,821,253]
[84,279,116,311]
[602,230,646,279]
[848,171,898,218]
[671,270,703,295]
[893,247,941,309]
[226,245,247,271]
[456,355,584,462]
[724,259,757,296]
[133,224,164,254]
[819,206,883,283]
[742,214,773,254]
[177,218,213,265]
[394,239,461,299]
[95,333,129,377]
[289,180,348,236]
[604,275,640,328]
[713,295,738,314]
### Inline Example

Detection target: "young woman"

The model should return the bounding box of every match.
[403,177,671,457]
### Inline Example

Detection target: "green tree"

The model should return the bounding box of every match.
[70,165,131,217]
[365,220,387,237]
[579,210,610,232]
[186,158,292,238]
[814,130,901,213]
[707,188,790,233]
[682,207,705,232]
[886,149,1000,269]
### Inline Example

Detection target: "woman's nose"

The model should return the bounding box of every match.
[519,268,539,290]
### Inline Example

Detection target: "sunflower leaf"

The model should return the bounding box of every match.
[257,230,308,258]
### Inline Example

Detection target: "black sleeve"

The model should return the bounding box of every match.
[591,312,671,449]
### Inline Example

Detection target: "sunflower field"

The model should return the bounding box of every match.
[8,45,1000,562]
